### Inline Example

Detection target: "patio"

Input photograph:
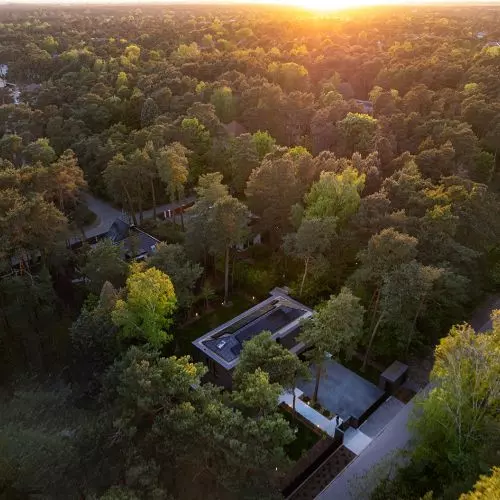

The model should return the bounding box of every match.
[297,360,385,423]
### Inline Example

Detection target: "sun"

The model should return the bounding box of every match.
[284,0,407,11]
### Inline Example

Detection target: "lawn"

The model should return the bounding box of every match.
[280,408,322,462]
[174,293,254,357]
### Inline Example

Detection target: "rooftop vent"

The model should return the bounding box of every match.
[217,340,227,350]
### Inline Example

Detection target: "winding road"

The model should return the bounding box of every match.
[79,193,195,239]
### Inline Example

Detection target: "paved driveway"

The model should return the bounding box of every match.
[80,193,195,239]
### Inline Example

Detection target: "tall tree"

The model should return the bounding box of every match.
[234,331,309,414]
[245,156,304,248]
[298,288,365,403]
[147,243,203,312]
[47,149,86,213]
[304,168,366,224]
[208,195,250,305]
[82,239,128,293]
[283,217,337,296]
[349,228,418,368]
[410,319,500,498]
[104,153,138,226]
[157,142,190,230]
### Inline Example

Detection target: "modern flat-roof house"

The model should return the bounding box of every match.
[192,288,313,388]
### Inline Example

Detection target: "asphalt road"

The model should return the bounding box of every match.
[80,193,195,239]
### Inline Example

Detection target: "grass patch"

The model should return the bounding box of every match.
[280,408,321,461]
[175,293,254,357]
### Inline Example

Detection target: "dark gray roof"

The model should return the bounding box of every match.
[193,288,312,369]
[103,218,160,259]
[106,218,129,243]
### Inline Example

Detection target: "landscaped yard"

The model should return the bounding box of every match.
[174,293,255,357]
[280,408,323,461]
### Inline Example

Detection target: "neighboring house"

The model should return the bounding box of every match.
[355,99,374,115]
[192,287,313,389]
[104,218,160,260]
[68,217,160,261]
[235,214,262,251]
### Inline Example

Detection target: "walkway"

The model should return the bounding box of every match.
[279,389,341,438]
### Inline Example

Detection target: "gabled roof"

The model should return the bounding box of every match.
[106,218,129,243]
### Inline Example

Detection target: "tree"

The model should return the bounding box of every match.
[252,131,276,161]
[234,331,309,414]
[298,288,365,403]
[228,133,260,195]
[376,261,442,358]
[70,281,119,396]
[104,153,139,226]
[198,279,216,312]
[23,138,57,167]
[304,168,366,224]
[245,156,304,248]
[112,264,177,346]
[232,368,283,418]
[100,346,292,500]
[337,113,378,156]
[82,239,128,293]
[48,149,86,213]
[460,468,500,499]
[185,173,229,263]
[208,195,250,304]
[210,86,235,123]
[157,142,189,230]
[410,318,500,498]
[283,217,337,296]
[0,385,89,498]
[349,228,418,369]
[140,97,159,128]
[147,243,203,311]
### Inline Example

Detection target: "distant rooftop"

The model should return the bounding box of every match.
[105,218,160,259]
[193,288,312,370]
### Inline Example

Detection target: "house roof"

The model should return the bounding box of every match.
[106,218,130,243]
[104,218,160,259]
[192,288,312,370]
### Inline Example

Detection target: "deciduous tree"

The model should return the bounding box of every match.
[112,264,177,346]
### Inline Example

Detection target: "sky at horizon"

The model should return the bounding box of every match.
[0,0,494,5]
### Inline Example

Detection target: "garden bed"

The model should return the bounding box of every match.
[299,395,334,419]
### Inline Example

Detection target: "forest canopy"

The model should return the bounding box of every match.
[1,3,500,500]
